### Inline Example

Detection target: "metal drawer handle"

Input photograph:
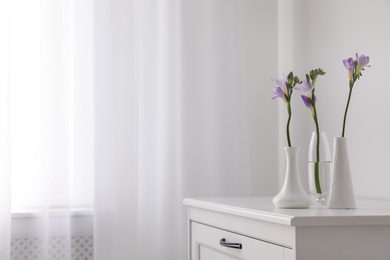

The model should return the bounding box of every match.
[219,238,242,249]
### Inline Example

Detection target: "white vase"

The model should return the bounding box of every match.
[328,137,356,209]
[273,147,312,209]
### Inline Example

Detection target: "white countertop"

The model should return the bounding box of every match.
[183,197,390,226]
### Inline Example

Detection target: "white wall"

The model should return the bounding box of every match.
[279,0,390,199]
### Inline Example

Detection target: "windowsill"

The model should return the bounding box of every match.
[12,208,94,218]
[11,208,94,238]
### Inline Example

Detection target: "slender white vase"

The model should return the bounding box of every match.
[328,137,356,209]
[273,147,312,209]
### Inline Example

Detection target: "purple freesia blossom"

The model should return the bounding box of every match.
[272,77,288,94]
[295,81,314,95]
[343,57,355,81]
[343,53,370,82]
[301,95,314,113]
[272,86,287,103]
[355,53,370,75]
[296,81,316,115]
[272,76,289,103]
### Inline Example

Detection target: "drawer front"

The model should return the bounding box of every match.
[191,222,284,260]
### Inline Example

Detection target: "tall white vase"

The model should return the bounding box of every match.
[328,137,356,209]
[273,147,312,209]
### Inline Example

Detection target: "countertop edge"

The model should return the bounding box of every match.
[183,197,390,227]
[183,198,294,226]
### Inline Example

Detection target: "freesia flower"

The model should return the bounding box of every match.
[296,80,316,115]
[297,68,325,195]
[272,76,288,103]
[355,53,370,75]
[272,77,288,94]
[301,95,314,113]
[341,53,371,137]
[296,80,314,95]
[343,57,355,81]
[272,72,301,147]
[272,86,288,104]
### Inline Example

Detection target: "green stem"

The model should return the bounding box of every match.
[342,81,354,137]
[313,107,322,194]
[286,102,292,147]
[314,161,321,194]
[313,112,320,162]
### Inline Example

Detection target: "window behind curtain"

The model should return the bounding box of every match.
[5,0,94,213]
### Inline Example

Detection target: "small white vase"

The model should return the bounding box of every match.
[328,137,356,209]
[273,147,312,209]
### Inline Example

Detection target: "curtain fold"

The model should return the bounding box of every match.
[93,0,140,258]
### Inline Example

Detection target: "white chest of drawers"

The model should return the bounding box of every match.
[183,197,390,260]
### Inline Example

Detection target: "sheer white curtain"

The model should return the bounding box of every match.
[1,0,93,259]
[1,0,278,259]
[94,0,278,260]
